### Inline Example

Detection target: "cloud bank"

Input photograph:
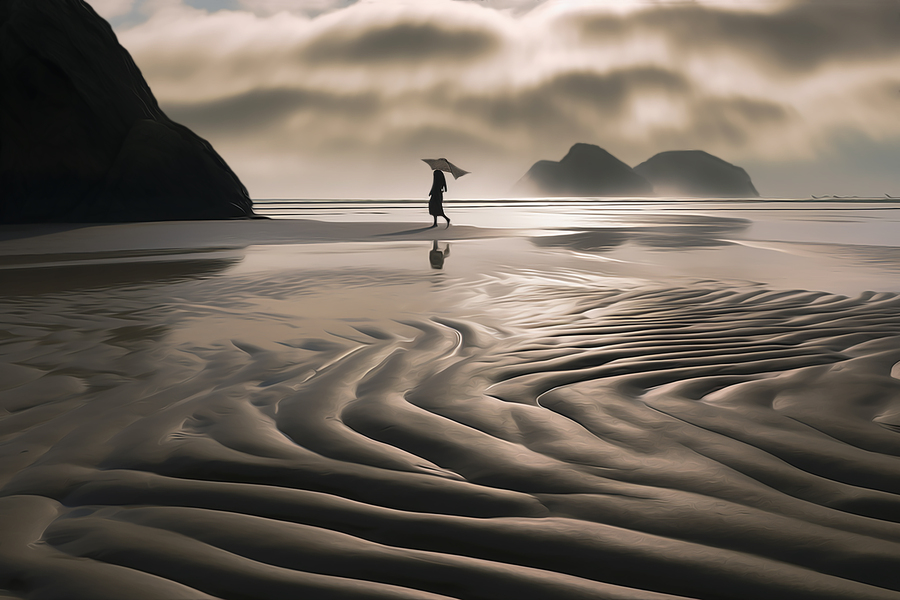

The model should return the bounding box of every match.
[98,0,900,198]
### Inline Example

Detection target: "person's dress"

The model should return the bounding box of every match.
[428,189,445,217]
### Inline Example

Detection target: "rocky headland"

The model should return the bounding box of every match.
[513,144,759,198]
[634,150,759,198]
[0,0,254,223]
[511,143,654,198]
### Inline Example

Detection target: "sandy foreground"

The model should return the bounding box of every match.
[1,215,900,600]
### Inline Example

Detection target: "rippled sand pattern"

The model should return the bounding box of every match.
[2,263,900,600]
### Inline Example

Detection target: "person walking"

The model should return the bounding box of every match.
[428,169,450,228]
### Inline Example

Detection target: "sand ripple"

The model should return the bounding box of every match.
[2,267,900,599]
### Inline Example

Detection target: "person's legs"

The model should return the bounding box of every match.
[431,215,438,228]
[444,215,450,227]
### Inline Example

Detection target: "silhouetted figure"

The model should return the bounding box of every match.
[429,240,450,269]
[428,170,450,228]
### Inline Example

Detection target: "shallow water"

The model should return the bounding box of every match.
[258,198,900,291]
[1,200,900,599]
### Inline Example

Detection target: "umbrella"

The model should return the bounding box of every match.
[422,158,470,180]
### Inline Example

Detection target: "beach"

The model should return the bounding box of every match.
[1,199,900,599]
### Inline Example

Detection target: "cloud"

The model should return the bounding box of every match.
[88,0,136,18]
[161,65,693,154]
[424,67,695,156]
[165,88,381,136]
[235,0,356,17]
[549,67,689,110]
[683,96,792,147]
[301,21,500,64]
[230,0,545,18]
[577,0,900,74]
[110,0,900,198]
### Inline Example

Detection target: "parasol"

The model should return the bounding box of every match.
[422,158,470,180]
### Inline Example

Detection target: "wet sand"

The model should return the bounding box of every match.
[1,211,900,599]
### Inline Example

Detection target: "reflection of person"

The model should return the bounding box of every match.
[428,170,451,228]
[429,240,450,269]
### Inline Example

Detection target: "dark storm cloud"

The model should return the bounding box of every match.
[163,87,381,135]
[579,1,900,73]
[301,21,500,64]
[553,67,689,106]
[450,67,690,132]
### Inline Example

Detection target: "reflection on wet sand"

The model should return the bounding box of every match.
[429,241,450,270]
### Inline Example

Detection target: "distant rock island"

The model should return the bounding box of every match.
[513,144,758,198]
[0,0,254,223]
[512,143,653,197]
[634,151,759,198]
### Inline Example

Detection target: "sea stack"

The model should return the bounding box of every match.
[512,143,653,197]
[0,0,255,223]
[634,150,759,198]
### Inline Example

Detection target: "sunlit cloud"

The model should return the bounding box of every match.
[92,0,900,198]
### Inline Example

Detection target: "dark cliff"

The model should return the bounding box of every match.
[0,0,254,223]
[511,143,653,197]
[634,150,759,198]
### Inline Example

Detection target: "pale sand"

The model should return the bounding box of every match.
[1,218,900,600]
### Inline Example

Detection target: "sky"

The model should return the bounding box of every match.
[91,0,900,199]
